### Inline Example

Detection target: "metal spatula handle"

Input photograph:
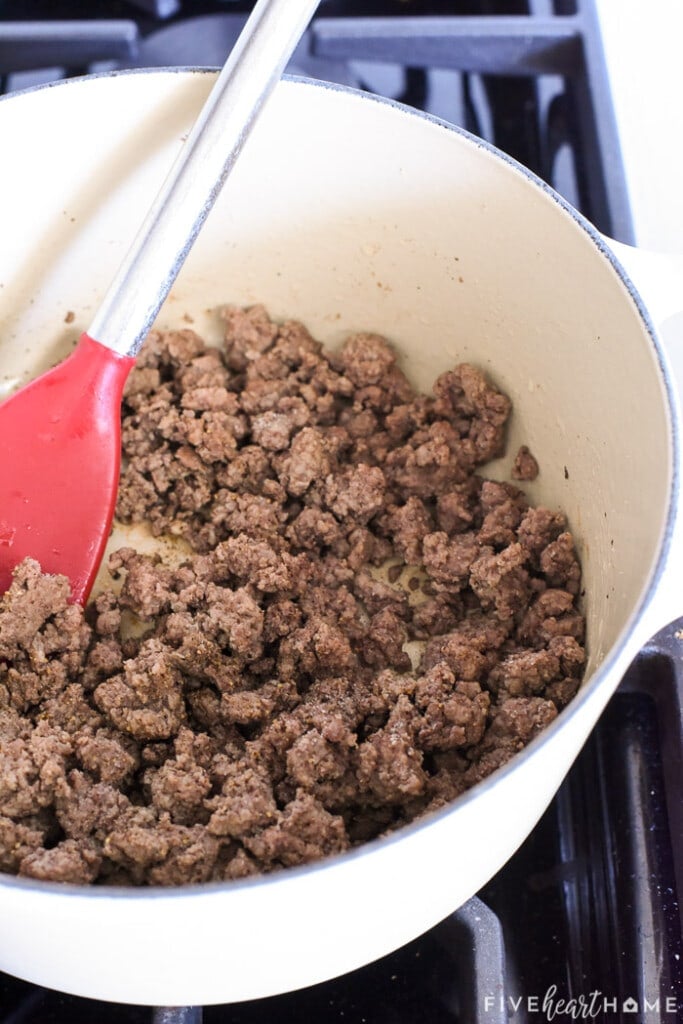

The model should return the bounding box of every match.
[88,0,320,358]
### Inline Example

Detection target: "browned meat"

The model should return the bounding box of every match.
[0,307,584,885]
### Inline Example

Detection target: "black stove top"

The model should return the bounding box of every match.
[0,2,679,1021]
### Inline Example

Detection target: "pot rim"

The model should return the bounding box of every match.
[0,66,678,901]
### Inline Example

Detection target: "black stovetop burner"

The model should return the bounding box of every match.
[0,2,679,1021]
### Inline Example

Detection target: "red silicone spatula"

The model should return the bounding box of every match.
[0,0,320,604]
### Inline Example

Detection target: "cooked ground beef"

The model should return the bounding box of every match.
[512,444,540,481]
[0,307,585,885]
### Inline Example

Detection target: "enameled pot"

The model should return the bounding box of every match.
[0,69,679,1005]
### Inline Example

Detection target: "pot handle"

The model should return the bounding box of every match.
[601,236,683,358]
[602,236,683,638]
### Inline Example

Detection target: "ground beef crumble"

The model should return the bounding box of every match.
[512,444,539,482]
[0,306,585,886]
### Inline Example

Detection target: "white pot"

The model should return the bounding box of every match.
[0,69,678,1005]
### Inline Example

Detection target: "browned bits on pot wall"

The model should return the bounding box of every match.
[0,306,585,886]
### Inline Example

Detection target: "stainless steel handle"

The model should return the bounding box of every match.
[88,0,320,357]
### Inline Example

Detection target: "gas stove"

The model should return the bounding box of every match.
[0,3,681,1022]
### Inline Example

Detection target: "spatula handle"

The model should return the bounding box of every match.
[87,0,321,358]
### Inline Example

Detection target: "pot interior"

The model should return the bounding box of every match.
[0,70,673,680]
